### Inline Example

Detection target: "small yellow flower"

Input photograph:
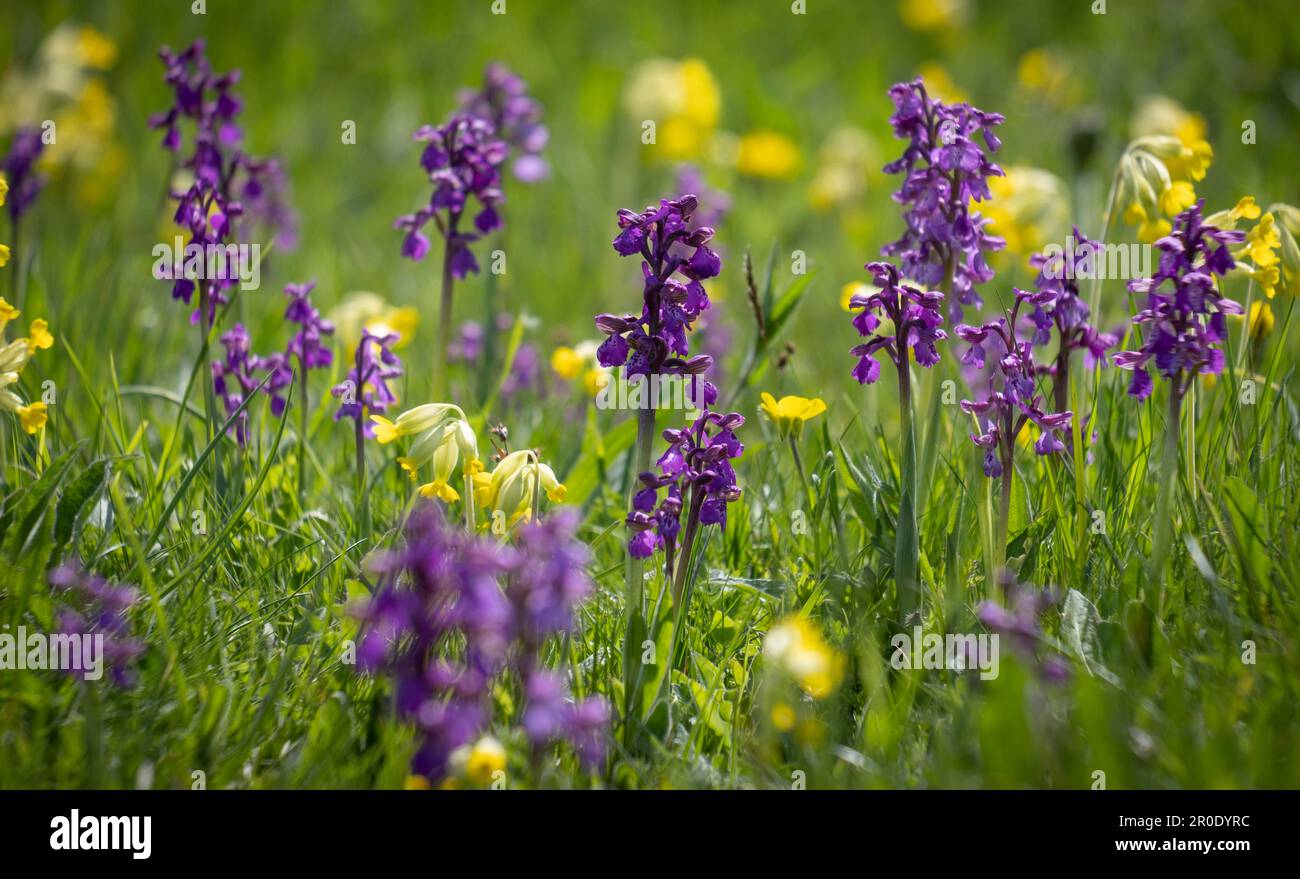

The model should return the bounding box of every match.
[26,319,53,354]
[1240,213,1281,268]
[900,0,968,33]
[624,58,720,162]
[76,26,118,69]
[550,346,585,380]
[764,616,844,699]
[17,402,47,434]
[760,392,827,439]
[375,403,478,503]
[0,244,9,268]
[583,367,609,398]
[464,736,507,787]
[770,702,797,732]
[1159,180,1197,217]
[403,775,431,791]
[1017,48,1071,103]
[735,130,801,180]
[0,297,18,326]
[329,293,418,351]
[1241,300,1275,340]
[0,174,7,206]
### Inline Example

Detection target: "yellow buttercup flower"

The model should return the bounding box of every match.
[735,130,800,180]
[550,346,585,380]
[760,392,826,439]
[764,616,845,699]
[770,702,797,732]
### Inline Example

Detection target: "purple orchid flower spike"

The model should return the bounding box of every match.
[848,260,948,385]
[881,78,1006,321]
[458,62,549,183]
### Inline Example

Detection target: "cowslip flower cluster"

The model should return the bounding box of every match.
[394,114,506,275]
[283,280,333,374]
[628,408,744,568]
[458,62,549,183]
[47,564,145,686]
[2,127,46,222]
[1113,201,1244,401]
[1026,228,1119,410]
[333,328,402,436]
[881,78,1006,319]
[595,194,721,394]
[356,504,608,782]
[0,296,54,434]
[956,290,1073,477]
[211,323,289,445]
[474,449,567,528]
[848,260,947,385]
[371,403,481,503]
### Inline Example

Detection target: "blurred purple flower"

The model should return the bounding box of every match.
[2,127,46,222]
[48,565,145,687]
[283,280,335,372]
[211,323,291,445]
[976,579,1069,684]
[332,327,402,436]
[459,62,549,183]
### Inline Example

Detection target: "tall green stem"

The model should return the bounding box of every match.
[1150,380,1183,618]
[620,404,656,742]
[434,219,459,401]
[298,359,309,510]
[895,355,920,624]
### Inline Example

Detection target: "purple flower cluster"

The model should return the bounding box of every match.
[283,281,334,373]
[1113,201,1244,401]
[628,409,745,564]
[151,41,296,325]
[1027,229,1119,409]
[394,115,506,276]
[956,290,1073,477]
[976,582,1070,684]
[458,62,549,183]
[594,194,721,394]
[238,156,299,251]
[849,260,948,385]
[211,323,290,445]
[332,328,402,436]
[356,505,609,781]
[881,78,1006,320]
[48,565,145,687]
[3,127,46,222]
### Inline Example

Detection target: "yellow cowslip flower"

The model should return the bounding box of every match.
[624,58,720,162]
[759,392,826,439]
[473,449,566,528]
[763,616,844,699]
[16,401,47,434]
[1206,196,1261,229]
[808,127,878,212]
[76,26,117,69]
[1247,300,1274,340]
[25,318,53,354]
[1159,180,1197,217]
[0,173,8,206]
[982,166,1069,258]
[329,292,418,352]
[735,130,800,180]
[371,403,480,503]
[1122,201,1171,245]
[900,0,967,32]
[448,736,507,787]
[1239,213,1281,269]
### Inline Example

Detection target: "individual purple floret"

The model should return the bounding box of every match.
[47,565,145,687]
[394,114,507,275]
[2,127,47,222]
[355,505,609,782]
[458,62,549,183]
[332,327,402,436]
[848,260,948,385]
[881,78,1005,320]
[1026,229,1122,413]
[1112,201,1244,403]
[594,194,721,398]
[211,323,290,445]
